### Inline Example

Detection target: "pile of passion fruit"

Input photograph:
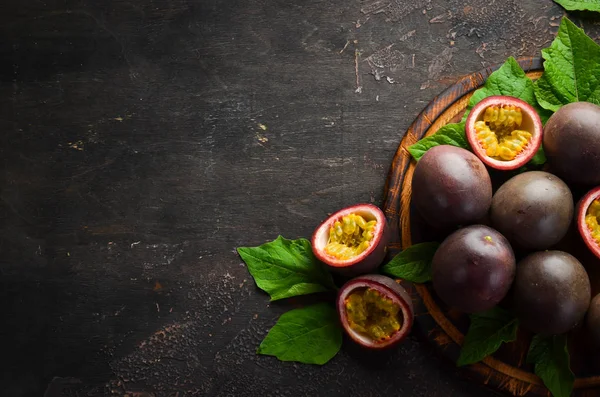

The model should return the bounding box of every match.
[311,96,600,353]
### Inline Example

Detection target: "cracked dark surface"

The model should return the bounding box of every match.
[1,0,599,396]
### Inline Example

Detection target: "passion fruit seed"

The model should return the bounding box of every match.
[586,199,600,245]
[345,287,401,342]
[325,213,377,260]
[474,104,532,161]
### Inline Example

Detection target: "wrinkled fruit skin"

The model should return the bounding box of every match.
[337,274,414,350]
[543,101,600,186]
[431,224,516,313]
[514,250,591,336]
[411,145,492,230]
[490,171,573,250]
[586,294,600,348]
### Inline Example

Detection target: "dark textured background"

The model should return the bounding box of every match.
[2,1,599,396]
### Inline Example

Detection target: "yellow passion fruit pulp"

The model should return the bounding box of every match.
[345,287,402,342]
[325,213,377,260]
[474,104,532,161]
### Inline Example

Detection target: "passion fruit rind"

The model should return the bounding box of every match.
[312,204,391,278]
[577,186,600,260]
[465,95,543,171]
[337,274,414,349]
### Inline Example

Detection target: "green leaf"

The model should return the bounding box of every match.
[529,146,547,166]
[552,0,600,12]
[257,303,343,365]
[407,123,468,162]
[237,236,336,301]
[534,17,600,112]
[381,242,440,283]
[527,334,575,397]
[462,56,551,124]
[457,307,519,366]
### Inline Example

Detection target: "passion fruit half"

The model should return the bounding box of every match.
[577,186,600,260]
[337,274,413,349]
[312,203,390,277]
[465,95,543,170]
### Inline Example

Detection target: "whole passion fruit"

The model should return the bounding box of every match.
[411,145,492,230]
[312,203,390,277]
[490,171,574,250]
[337,274,413,349]
[577,186,600,260]
[431,224,516,313]
[513,250,591,335]
[543,101,600,186]
[465,95,543,170]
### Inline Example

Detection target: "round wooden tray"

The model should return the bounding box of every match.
[382,57,600,397]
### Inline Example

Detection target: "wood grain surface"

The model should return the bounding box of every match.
[2,0,600,396]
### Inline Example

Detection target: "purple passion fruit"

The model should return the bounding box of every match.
[465,95,543,170]
[585,294,600,347]
[577,186,600,260]
[431,224,516,313]
[490,171,574,250]
[312,204,390,277]
[411,145,492,230]
[543,101,600,186]
[513,250,591,335]
[337,274,413,349]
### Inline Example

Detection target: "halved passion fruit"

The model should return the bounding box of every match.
[337,274,413,349]
[577,186,600,260]
[311,203,390,277]
[465,95,543,170]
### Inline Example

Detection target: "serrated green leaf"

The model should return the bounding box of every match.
[457,307,519,366]
[462,57,542,121]
[257,303,343,365]
[381,242,440,283]
[534,17,600,112]
[553,0,600,12]
[237,236,336,301]
[527,334,574,397]
[407,123,468,162]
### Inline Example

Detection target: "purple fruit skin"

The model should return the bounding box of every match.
[431,224,516,314]
[490,171,574,250]
[327,221,391,278]
[514,250,591,336]
[543,101,600,186]
[337,274,414,349]
[411,145,492,230]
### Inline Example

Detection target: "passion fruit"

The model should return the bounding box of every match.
[411,145,492,230]
[431,224,516,313]
[577,186,600,260]
[490,171,574,250]
[465,95,543,170]
[543,101,600,186]
[513,250,591,335]
[337,274,413,349]
[311,203,390,277]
